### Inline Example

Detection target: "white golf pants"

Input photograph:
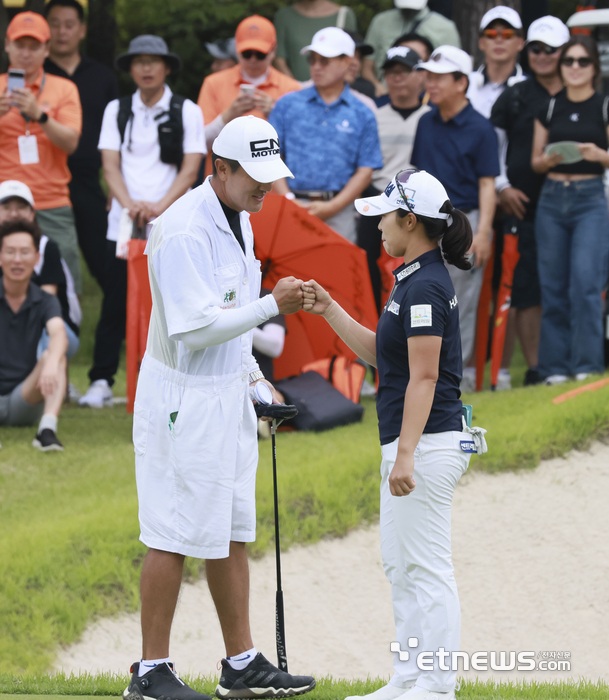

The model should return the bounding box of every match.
[380,431,471,693]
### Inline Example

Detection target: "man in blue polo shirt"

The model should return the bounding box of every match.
[411,45,499,375]
[269,27,383,244]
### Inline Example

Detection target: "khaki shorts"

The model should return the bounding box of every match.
[133,355,258,560]
[0,382,44,426]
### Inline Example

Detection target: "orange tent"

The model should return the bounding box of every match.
[250,195,378,379]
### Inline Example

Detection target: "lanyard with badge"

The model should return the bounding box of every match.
[18,71,45,165]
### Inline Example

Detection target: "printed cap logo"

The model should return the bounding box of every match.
[363,204,370,212]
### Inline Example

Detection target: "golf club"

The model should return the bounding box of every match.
[255,402,298,672]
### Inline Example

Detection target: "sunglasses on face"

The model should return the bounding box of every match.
[528,42,559,56]
[482,28,516,40]
[307,53,331,66]
[561,56,593,68]
[241,50,268,60]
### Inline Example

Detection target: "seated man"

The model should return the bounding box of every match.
[0,218,68,451]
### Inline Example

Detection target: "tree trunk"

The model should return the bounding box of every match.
[453,0,522,66]
[86,0,116,69]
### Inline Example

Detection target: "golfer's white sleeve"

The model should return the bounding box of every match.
[494,127,511,193]
[323,301,377,367]
[252,324,286,358]
[178,294,279,351]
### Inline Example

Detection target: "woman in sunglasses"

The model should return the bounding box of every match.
[302,170,486,700]
[531,35,609,385]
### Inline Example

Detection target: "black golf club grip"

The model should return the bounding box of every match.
[276,590,288,672]
[255,403,298,420]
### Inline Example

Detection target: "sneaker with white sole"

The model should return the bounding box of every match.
[575,372,591,381]
[32,428,64,452]
[345,682,415,700]
[401,686,455,700]
[215,653,315,698]
[123,662,212,700]
[496,370,511,391]
[78,379,113,408]
[544,374,568,386]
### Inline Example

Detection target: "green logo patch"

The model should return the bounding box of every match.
[224,289,236,303]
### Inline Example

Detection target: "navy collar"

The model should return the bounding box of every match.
[478,63,524,86]
[393,247,442,283]
[431,101,473,125]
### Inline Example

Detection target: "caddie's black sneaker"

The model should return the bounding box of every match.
[124,662,212,700]
[32,429,63,452]
[215,653,315,699]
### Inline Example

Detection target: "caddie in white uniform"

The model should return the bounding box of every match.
[124,116,316,700]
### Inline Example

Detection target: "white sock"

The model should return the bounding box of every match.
[226,647,257,670]
[139,657,171,676]
[38,414,58,434]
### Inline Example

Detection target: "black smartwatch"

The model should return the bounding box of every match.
[37,111,49,124]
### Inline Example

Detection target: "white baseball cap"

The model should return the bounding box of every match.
[355,170,451,220]
[212,115,294,183]
[526,16,570,48]
[416,45,472,75]
[300,27,355,58]
[394,0,428,9]
[480,6,522,31]
[0,180,35,207]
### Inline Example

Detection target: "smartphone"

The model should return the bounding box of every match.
[240,83,256,97]
[7,69,25,94]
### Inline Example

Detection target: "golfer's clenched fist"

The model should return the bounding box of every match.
[272,276,304,314]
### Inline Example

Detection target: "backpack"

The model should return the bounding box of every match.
[301,355,367,403]
[117,93,186,167]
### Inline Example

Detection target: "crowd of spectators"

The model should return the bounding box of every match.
[1,0,609,451]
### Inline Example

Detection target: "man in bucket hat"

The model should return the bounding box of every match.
[79,35,205,409]
[125,115,315,700]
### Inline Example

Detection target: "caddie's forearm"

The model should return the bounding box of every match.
[398,379,436,455]
[323,300,377,367]
[178,294,279,351]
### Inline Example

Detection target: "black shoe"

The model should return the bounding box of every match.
[124,662,212,700]
[524,368,542,386]
[215,653,315,699]
[32,428,64,452]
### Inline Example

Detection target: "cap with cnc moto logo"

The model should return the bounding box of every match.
[212,115,294,183]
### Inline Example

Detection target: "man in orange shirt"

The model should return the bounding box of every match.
[0,12,82,292]
[198,15,300,172]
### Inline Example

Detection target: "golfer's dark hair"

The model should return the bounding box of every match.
[398,202,472,270]
[451,71,469,90]
[211,152,241,177]
[392,32,434,61]
[0,218,42,251]
[45,0,85,22]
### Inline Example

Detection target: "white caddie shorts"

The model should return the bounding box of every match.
[133,355,258,560]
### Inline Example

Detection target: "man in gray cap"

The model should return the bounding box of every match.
[79,35,205,410]
[205,38,237,73]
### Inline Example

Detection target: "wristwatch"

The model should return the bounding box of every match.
[248,370,264,383]
[37,111,49,124]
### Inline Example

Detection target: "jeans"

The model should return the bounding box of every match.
[37,322,80,361]
[535,177,609,377]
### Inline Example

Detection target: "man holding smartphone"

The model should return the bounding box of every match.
[78,35,205,409]
[0,11,82,293]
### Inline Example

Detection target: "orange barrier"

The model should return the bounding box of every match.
[474,246,496,392]
[552,377,609,404]
[490,229,520,389]
[126,239,152,413]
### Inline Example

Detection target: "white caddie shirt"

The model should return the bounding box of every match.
[98,85,206,242]
[144,177,272,379]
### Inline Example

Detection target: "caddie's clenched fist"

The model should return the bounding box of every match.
[272,276,304,314]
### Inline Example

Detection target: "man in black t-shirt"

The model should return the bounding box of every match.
[0,219,68,451]
[490,15,569,387]
[44,0,119,289]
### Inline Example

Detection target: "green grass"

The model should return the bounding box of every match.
[1,675,608,699]
[2,263,609,676]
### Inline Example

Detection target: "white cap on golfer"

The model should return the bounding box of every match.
[300,27,355,58]
[0,179,35,207]
[212,115,294,183]
[479,5,522,30]
[355,170,451,220]
[415,45,472,75]
[526,16,570,48]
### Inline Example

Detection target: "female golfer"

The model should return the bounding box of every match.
[303,170,484,700]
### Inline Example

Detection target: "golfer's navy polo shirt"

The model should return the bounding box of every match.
[268,85,382,192]
[376,248,463,445]
[411,103,500,211]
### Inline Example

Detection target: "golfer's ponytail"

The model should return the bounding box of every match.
[412,202,473,271]
[441,207,473,271]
